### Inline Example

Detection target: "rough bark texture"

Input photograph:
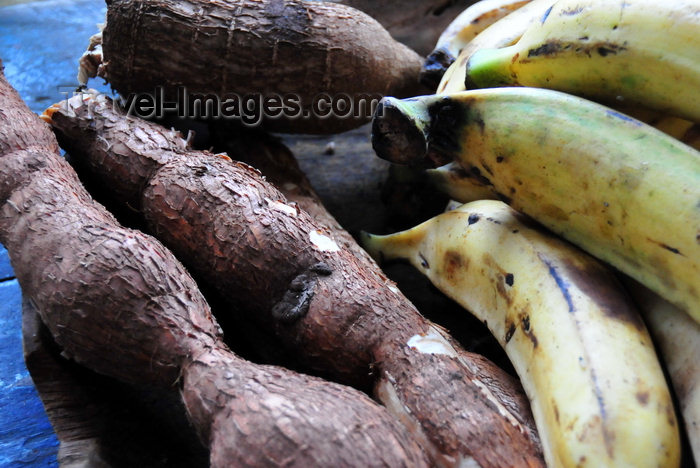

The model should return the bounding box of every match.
[0,65,430,468]
[331,0,478,55]
[90,0,425,134]
[22,299,209,467]
[210,127,378,265]
[50,92,545,468]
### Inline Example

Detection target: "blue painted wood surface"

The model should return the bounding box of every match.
[0,0,109,464]
[0,280,59,467]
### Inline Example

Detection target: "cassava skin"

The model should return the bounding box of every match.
[88,0,425,134]
[0,67,431,467]
[330,0,477,55]
[50,93,545,468]
[210,128,378,265]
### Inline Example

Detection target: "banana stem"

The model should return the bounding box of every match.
[372,97,436,166]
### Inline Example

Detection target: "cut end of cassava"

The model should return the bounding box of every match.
[372,97,430,165]
[420,46,456,90]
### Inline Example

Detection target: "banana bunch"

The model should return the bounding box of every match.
[434,0,700,135]
[625,281,700,464]
[463,0,700,122]
[435,0,553,93]
[420,0,532,90]
[361,200,680,467]
[372,87,700,321]
[369,1,700,464]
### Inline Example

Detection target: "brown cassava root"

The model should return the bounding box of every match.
[331,0,478,55]
[0,65,430,468]
[49,92,545,468]
[82,0,425,134]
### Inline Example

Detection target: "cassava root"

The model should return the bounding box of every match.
[0,64,431,467]
[49,92,545,468]
[81,0,426,134]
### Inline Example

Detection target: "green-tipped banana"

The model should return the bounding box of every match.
[465,0,700,122]
[437,0,554,93]
[421,0,532,90]
[625,280,700,465]
[361,200,680,468]
[371,88,700,321]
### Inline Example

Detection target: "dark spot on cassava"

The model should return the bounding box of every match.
[264,0,312,42]
[553,402,560,424]
[559,257,646,331]
[496,156,505,163]
[505,273,514,286]
[419,253,430,269]
[272,262,332,324]
[481,162,494,176]
[504,321,516,343]
[578,36,589,41]
[193,166,208,176]
[636,391,649,405]
[486,217,502,225]
[468,214,480,225]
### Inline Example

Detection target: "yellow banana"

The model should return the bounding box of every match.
[428,109,700,205]
[465,0,700,122]
[436,0,554,93]
[618,106,700,151]
[361,200,680,468]
[371,88,700,321]
[421,0,532,90]
[426,162,499,202]
[625,280,700,466]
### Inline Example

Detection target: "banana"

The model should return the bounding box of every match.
[428,109,700,205]
[618,106,700,151]
[436,0,554,93]
[361,200,680,468]
[371,87,700,321]
[625,280,700,466]
[426,162,499,202]
[421,0,532,90]
[464,0,700,122]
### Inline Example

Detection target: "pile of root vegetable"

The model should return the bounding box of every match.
[1,0,698,466]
